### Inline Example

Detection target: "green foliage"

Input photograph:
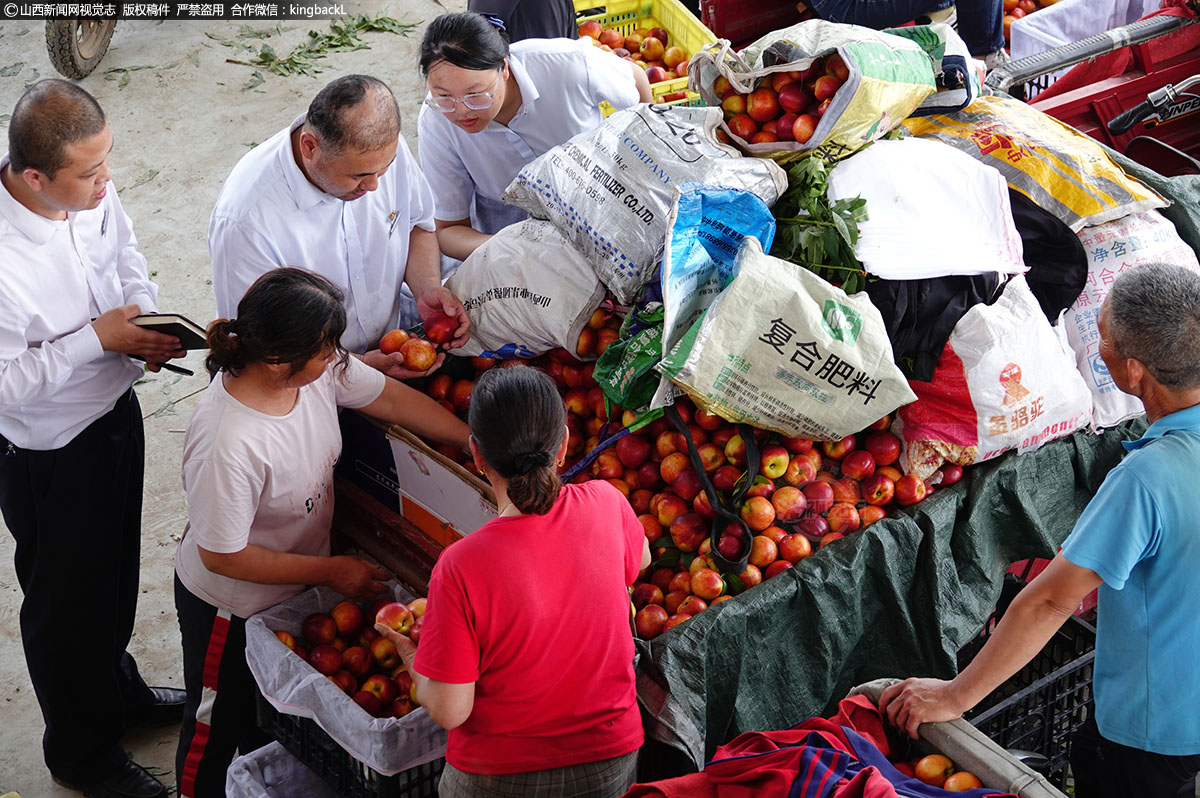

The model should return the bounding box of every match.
[249,14,419,76]
[769,156,871,295]
[209,14,418,77]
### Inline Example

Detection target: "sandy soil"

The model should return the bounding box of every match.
[0,2,462,792]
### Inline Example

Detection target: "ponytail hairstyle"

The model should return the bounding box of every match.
[468,367,565,515]
[205,267,350,379]
[419,12,510,78]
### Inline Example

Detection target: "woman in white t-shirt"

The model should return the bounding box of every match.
[172,268,469,798]
[417,12,653,261]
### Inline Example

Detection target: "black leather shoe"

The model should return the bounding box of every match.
[61,759,168,798]
[128,686,186,728]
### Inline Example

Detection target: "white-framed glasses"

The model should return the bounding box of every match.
[424,72,502,113]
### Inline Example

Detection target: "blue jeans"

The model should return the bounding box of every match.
[805,0,1006,55]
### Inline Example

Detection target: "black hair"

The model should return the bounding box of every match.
[306,74,400,154]
[8,79,106,178]
[468,367,565,515]
[419,12,510,77]
[205,267,350,379]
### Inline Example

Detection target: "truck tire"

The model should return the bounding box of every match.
[45,20,116,79]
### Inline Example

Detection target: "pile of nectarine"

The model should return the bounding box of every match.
[578,18,692,95]
[273,596,428,719]
[712,53,850,146]
[406,304,960,641]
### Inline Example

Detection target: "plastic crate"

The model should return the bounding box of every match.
[256,693,444,798]
[575,0,716,110]
[957,576,1096,789]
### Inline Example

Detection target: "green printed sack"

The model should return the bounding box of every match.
[659,237,915,440]
[689,20,937,163]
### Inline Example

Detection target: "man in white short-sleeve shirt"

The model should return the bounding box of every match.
[418,36,645,259]
[210,74,470,378]
[0,79,186,798]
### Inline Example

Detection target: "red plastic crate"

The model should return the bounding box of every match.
[698,0,801,48]
[1029,21,1200,161]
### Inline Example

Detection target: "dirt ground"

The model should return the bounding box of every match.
[0,3,462,793]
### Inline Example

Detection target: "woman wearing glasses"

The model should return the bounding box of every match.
[417,12,653,262]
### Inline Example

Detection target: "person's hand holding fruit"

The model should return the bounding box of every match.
[417,286,470,350]
[362,327,446,380]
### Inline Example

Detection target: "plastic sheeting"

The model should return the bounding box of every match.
[635,418,1146,768]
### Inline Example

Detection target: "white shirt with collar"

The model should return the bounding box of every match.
[0,154,157,451]
[209,117,437,354]
[417,38,641,233]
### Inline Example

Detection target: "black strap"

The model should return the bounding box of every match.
[664,404,758,575]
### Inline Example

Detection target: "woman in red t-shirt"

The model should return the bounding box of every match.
[376,366,650,797]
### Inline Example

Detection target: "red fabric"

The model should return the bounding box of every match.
[624,696,1016,798]
[1033,5,1196,102]
[898,342,978,447]
[413,481,645,774]
[624,696,894,798]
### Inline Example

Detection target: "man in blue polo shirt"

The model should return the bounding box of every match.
[880,262,1200,797]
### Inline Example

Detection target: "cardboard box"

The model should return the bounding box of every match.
[337,410,497,548]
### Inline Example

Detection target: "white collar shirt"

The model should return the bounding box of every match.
[417,38,641,234]
[0,154,157,450]
[209,116,437,353]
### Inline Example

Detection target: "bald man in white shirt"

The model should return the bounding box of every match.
[0,80,187,798]
[209,74,470,379]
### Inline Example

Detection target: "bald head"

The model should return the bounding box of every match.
[8,79,106,178]
[305,75,400,155]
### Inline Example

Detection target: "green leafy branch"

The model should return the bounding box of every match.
[215,14,419,77]
[769,156,871,295]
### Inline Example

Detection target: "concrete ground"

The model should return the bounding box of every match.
[0,3,460,793]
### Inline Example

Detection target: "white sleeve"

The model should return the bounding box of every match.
[582,45,642,111]
[416,110,474,223]
[209,213,284,319]
[0,289,104,411]
[109,188,159,313]
[183,455,262,554]
[334,354,387,409]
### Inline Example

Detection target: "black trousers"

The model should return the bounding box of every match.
[1072,716,1200,798]
[174,575,271,798]
[0,389,156,784]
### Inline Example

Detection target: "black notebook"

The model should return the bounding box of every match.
[131,314,209,350]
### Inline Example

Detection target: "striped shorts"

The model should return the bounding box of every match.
[438,750,638,798]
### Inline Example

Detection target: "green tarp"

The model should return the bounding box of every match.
[633,130,1200,772]
[635,419,1147,768]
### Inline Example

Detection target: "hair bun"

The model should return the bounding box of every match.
[513,450,551,475]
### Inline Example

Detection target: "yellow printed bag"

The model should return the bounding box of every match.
[901,95,1165,232]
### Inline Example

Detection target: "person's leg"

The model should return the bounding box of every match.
[955,0,1006,55]
[437,751,639,798]
[0,391,148,785]
[174,576,270,798]
[1072,716,1200,798]
[805,0,954,30]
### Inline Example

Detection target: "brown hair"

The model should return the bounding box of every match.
[468,367,565,515]
[205,268,350,378]
[8,79,106,178]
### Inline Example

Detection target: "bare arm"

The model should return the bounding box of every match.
[632,63,654,103]
[879,553,1102,738]
[434,218,493,263]
[198,544,389,602]
[375,622,476,730]
[357,377,470,450]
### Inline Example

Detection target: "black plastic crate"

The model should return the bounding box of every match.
[957,576,1096,788]
[256,692,443,798]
